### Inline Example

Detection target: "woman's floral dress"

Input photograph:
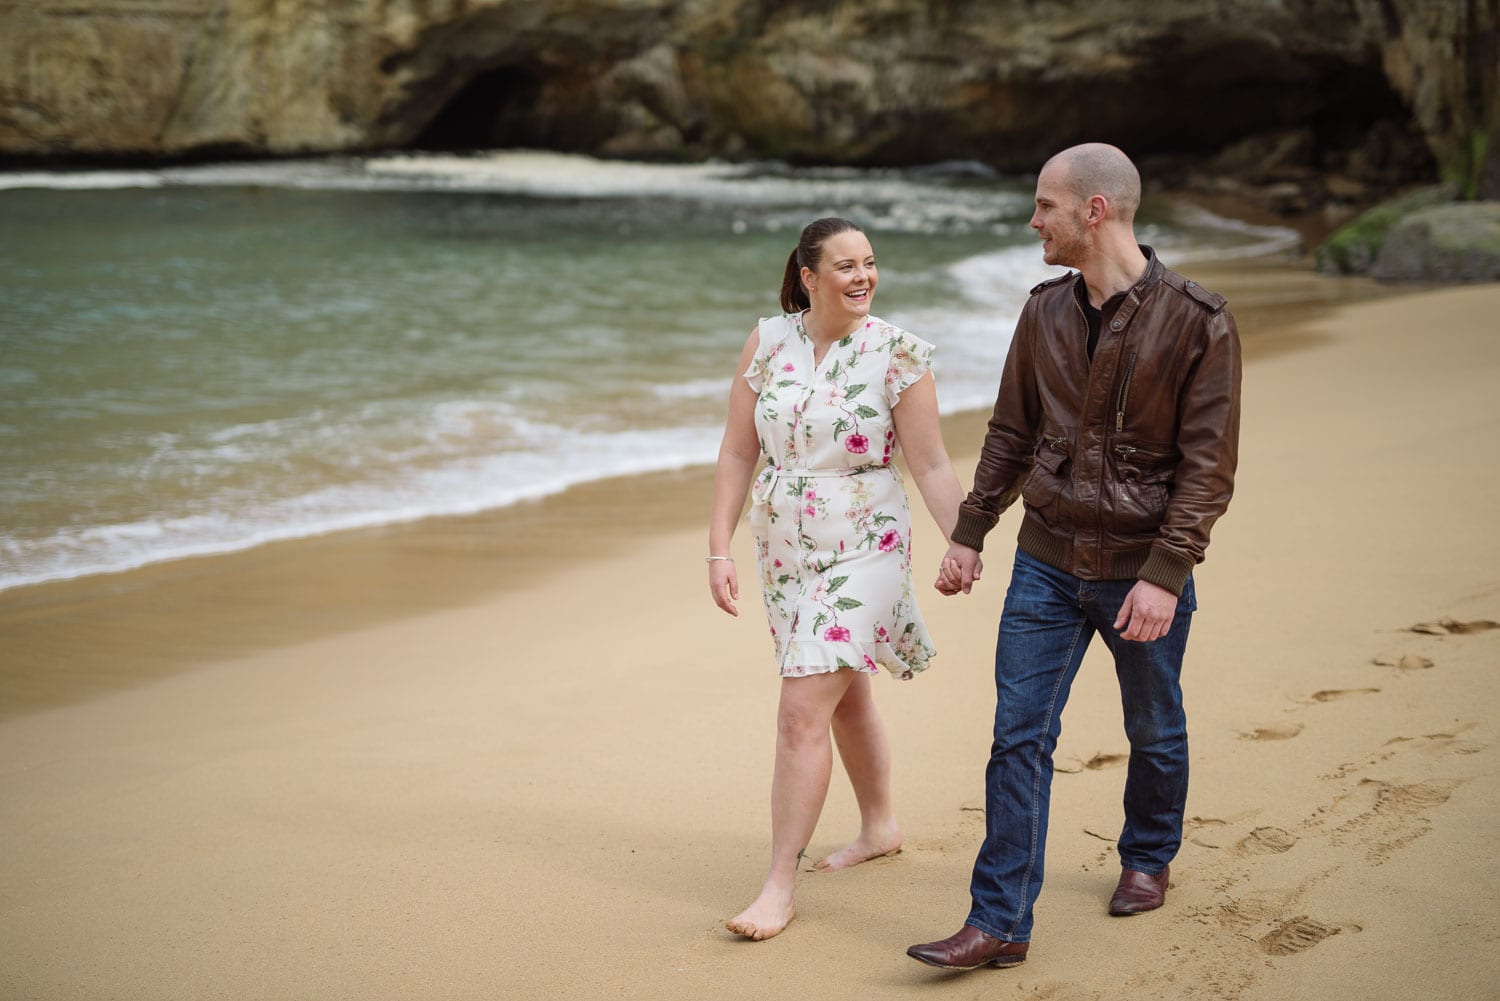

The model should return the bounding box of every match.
[743,311,938,680]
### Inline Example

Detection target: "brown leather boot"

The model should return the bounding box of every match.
[1108,865,1170,916]
[906,926,1028,970]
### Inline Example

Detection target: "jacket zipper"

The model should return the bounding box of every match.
[1113,443,1172,461]
[1073,295,1089,365]
[1114,352,1138,431]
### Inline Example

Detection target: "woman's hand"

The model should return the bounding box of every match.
[709,559,740,616]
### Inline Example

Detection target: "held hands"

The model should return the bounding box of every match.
[708,558,739,616]
[934,543,982,596]
[929,541,1176,639]
[1114,579,1176,642]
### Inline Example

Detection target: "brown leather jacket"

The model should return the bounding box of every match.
[950,248,1241,596]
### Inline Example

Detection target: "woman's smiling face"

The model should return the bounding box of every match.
[803,230,877,321]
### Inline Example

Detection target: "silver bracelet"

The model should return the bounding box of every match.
[705,555,735,563]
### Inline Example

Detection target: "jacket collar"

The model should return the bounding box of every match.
[1070,245,1162,333]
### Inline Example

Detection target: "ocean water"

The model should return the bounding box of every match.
[0,151,1298,591]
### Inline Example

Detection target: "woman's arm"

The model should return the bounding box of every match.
[892,371,981,594]
[707,328,764,616]
[891,370,964,541]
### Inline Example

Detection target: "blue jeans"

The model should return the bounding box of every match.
[966,549,1197,943]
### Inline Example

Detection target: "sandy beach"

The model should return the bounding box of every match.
[2,265,1497,1000]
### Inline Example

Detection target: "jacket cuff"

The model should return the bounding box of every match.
[1137,546,1193,596]
[950,508,994,552]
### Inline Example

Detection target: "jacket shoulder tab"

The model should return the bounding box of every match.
[1163,271,1227,313]
[1029,272,1074,296]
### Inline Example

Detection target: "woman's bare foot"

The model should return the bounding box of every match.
[814,827,902,871]
[725,884,796,941]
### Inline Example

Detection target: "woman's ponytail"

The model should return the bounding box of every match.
[779,248,809,313]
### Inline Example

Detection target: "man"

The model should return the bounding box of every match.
[907,143,1241,971]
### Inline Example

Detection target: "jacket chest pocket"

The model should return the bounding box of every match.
[1021,432,1072,520]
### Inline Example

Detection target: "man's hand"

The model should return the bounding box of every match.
[1114,579,1177,642]
[935,542,983,595]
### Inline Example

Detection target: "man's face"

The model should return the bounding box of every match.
[1030,164,1090,267]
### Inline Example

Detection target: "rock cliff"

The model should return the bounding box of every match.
[1,0,1494,199]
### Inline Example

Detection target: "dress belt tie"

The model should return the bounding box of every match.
[751,464,885,506]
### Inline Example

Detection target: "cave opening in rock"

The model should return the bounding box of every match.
[413,67,545,151]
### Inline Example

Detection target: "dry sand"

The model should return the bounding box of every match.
[2,270,1498,1000]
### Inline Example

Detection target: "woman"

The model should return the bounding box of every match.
[707,217,969,940]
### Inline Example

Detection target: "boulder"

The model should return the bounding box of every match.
[1316,184,1458,275]
[1370,203,1500,283]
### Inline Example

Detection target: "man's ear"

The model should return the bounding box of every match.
[1086,194,1109,225]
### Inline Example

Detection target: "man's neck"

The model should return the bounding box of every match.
[1077,239,1149,308]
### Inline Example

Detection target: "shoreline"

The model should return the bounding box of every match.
[0,253,1409,719]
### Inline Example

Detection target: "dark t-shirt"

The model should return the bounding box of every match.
[1082,298,1102,360]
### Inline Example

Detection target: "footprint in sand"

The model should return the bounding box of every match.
[1322,727,1484,780]
[1239,722,1303,741]
[1215,892,1294,932]
[1409,618,1500,635]
[1324,778,1455,864]
[1257,916,1346,956]
[1309,688,1381,702]
[1372,653,1435,671]
[1084,752,1128,770]
[1186,816,1231,849]
[1216,894,1359,957]
[1387,729,1486,757]
[1214,890,1327,941]
[1234,826,1298,856]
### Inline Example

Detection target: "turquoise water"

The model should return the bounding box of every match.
[0,152,1298,590]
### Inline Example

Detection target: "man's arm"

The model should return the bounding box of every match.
[1136,305,1242,597]
[948,304,1043,554]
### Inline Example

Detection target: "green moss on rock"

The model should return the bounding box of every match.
[1316,184,1457,275]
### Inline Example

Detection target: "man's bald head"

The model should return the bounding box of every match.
[1043,143,1142,224]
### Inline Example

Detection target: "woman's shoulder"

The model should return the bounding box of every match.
[754,312,801,351]
[864,316,934,354]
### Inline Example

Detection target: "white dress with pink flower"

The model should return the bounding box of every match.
[743,311,938,679]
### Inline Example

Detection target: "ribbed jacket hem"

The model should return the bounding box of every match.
[1015,519,1192,596]
[1015,517,1066,571]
